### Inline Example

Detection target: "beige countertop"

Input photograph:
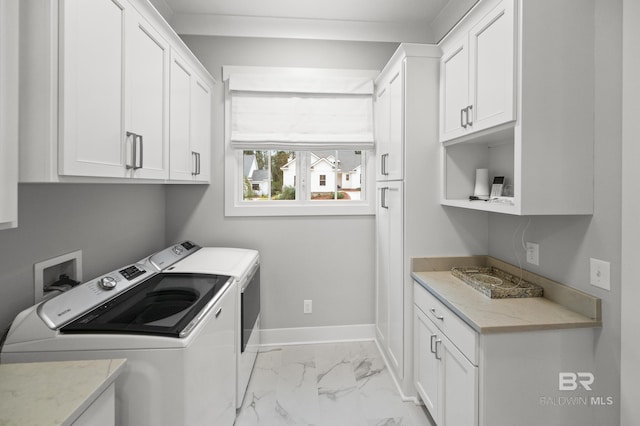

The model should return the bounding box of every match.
[0,358,126,426]
[412,256,602,334]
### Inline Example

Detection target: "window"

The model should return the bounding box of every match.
[224,66,377,216]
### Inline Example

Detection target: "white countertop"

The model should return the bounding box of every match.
[0,358,125,426]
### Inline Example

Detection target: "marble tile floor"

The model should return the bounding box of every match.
[235,340,434,426]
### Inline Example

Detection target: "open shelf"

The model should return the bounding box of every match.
[441,132,519,214]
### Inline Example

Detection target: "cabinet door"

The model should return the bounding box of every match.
[386,65,404,181]
[439,37,470,143]
[415,307,441,425]
[375,183,390,345]
[0,0,19,230]
[190,77,212,183]
[126,9,169,180]
[468,0,516,133]
[59,0,128,178]
[374,84,390,181]
[386,180,404,378]
[169,53,194,181]
[442,338,478,426]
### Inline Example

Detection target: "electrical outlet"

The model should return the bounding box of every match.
[304,299,312,314]
[590,258,611,290]
[526,242,539,266]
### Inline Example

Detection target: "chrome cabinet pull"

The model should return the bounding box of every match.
[435,339,442,360]
[430,308,444,320]
[197,152,201,175]
[430,334,437,354]
[380,153,389,176]
[215,308,222,318]
[126,132,143,170]
[137,134,144,169]
[381,187,389,209]
[192,151,198,175]
[460,108,467,129]
[466,105,473,126]
[126,131,136,169]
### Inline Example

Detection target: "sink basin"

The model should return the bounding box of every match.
[451,266,543,299]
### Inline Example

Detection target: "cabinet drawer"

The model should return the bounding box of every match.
[414,282,478,364]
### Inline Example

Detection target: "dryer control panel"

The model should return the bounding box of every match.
[37,263,154,330]
[147,241,201,271]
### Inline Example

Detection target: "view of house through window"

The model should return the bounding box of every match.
[243,150,363,202]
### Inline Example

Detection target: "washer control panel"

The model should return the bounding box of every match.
[148,240,200,271]
[37,263,154,330]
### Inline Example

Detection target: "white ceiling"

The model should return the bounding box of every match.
[150,0,478,43]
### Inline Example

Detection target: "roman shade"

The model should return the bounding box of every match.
[227,68,375,150]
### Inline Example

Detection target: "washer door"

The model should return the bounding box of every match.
[61,273,231,337]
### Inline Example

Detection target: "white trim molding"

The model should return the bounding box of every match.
[260,324,376,347]
[169,14,432,43]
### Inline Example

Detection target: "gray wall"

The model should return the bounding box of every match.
[0,184,166,333]
[165,36,400,330]
[487,1,621,423]
[620,0,640,423]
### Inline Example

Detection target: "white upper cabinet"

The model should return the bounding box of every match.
[169,54,193,182]
[59,0,129,178]
[19,0,215,183]
[440,36,469,142]
[439,0,594,215]
[440,0,516,143]
[125,8,170,180]
[169,53,212,182]
[375,60,404,181]
[0,0,19,230]
[190,78,212,183]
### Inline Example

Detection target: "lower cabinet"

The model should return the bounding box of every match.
[414,281,599,426]
[415,298,478,426]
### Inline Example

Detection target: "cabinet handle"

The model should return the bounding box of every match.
[460,108,467,129]
[466,105,473,126]
[215,307,222,318]
[435,339,442,360]
[126,132,142,170]
[197,153,201,175]
[430,308,444,320]
[381,153,389,176]
[430,334,438,354]
[192,151,200,176]
[137,134,144,169]
[381,187,389,209]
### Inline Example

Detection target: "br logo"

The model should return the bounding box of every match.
[558,372,594,391]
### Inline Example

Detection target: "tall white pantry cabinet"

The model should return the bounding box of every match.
[374,44,442,396]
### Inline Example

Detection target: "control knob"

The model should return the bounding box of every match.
[98,276,117,290]
[172,245,184,255]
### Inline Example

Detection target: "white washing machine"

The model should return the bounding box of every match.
[0,242,258,426]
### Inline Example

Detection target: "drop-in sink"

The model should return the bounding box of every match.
[451,267,543,299]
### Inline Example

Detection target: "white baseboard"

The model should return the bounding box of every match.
[260,324,376,347]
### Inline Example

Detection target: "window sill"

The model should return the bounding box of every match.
[224,201,375,217]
